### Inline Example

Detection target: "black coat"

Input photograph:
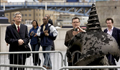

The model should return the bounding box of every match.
[5,24,29,52]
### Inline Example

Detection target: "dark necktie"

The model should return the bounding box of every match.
[17,26,20,33]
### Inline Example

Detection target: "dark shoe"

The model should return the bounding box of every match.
[43,65,47,68]
[47,67,52,69]
[38,59,41,66]
[34,63,37,66]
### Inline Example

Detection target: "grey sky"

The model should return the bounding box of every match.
[7,0,36,2]
[7,0,25,2]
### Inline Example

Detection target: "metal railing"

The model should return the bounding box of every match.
[0,64,47,70]
[59,66,120,70]
[0,51,64,70]
[2,2,93,6]
[63,51,81,66]
[63,53,67,66]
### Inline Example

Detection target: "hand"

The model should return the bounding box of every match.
[30,31,34,36]
[44,30,48,33]
[72,31,78,36]
[34,33,37,37]
[18,39,24,45]
[77,26,86,32]
[45,33,49,36]
[44,30,49,36]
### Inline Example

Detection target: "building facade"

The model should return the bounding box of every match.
[1,0,7,3]
[5,9,59,25]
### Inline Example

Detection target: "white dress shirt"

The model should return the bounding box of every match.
[107,26,114,35]
[14,23,20,31]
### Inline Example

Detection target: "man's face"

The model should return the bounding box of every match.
[72,19,80,28]
[14,14,22,23]
[106,20,113,28]
[43,17,48,24]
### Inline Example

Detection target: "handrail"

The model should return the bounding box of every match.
[0,51,64,67]
[59,66,120,70]
[3,2,93,6]
[0,64,47,70]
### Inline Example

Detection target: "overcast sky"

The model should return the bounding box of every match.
[7,0,25,2]
[7,0,39,2]
[7,0,36,2]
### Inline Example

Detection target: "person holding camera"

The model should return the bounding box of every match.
[29,20,41,66]
[64,17,86,66]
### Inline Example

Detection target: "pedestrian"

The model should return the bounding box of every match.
[29,20,41,66]
[64,17,86,66]
[104,18,120,66]
[5,12,30,70]
[46,15,55,50]
[36,16,58,69]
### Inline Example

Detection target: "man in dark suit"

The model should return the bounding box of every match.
[5,12,29,70]
[104,18,120,65]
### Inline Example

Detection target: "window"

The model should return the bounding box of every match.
[29,14,31,16]
[22,14,24,17]
[25,14,27,16]
[22,19,24,21]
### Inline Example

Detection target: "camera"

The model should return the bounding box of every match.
[74,28,78,31]
[31,31,35,36]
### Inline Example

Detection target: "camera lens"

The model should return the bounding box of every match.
[74,28,78,31]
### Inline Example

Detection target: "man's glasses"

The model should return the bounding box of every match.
[72,22,79,23]
[15,16,22,18]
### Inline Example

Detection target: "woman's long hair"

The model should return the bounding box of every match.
[31,20,38,26]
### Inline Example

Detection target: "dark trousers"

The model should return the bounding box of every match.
[31,44,41,65]
[68,62,72,66]
[9,54,26,70]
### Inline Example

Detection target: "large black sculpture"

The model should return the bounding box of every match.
[67,4,120,66]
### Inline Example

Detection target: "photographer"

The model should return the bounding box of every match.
[64,17,85,66]
[29,20,41,66]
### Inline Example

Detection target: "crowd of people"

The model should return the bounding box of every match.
[5,11,120,70]
[5,12,58,70]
